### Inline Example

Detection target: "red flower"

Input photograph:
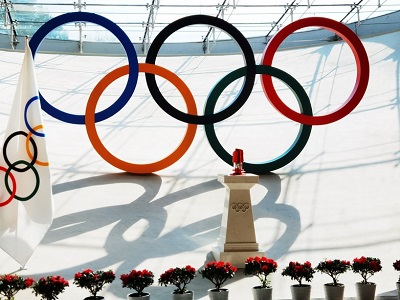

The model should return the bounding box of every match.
[352,256,382,284]
[32,275,69,300]
[73,269,115,298]
[120,269,154,296]
[282,261,315,286]
[316,259,351,286]
[158,265,196,294]
[304,261,312,268]
[25,277,35,287]
[244,256,278,288]
[199,261,237,291]
[0,274,34,300]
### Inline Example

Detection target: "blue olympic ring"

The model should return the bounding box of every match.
[25,96,45,137]
[29,12,139,125]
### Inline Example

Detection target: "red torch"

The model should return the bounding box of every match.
[232,148,244,175]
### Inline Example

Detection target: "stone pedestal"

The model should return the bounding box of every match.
[212,174,264,268]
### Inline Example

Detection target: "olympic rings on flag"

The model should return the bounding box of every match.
[261,17,369,125]
[85,63,198,174]
[145,15,256,125]
[1,97,46,206]
[0,166,16,207]
[26,13,369,174]
[29,12,139,125]
[204,65,312,174]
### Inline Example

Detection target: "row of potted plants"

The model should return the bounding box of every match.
[1,258,399,300]
[244,257,399,300]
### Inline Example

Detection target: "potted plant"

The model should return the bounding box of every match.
[32,275,69,300]
[0,274,34,300]
[120,269,154,299]
[199,261,237,300]
[316,259,351,300]
[73,269,115,299]
[244,256,278,300]
[281,261,315,300]
[351,256,382,300]
[158,265,196,299]
[393,260,400,300]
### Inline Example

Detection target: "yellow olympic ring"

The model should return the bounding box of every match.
[26,125,49,167]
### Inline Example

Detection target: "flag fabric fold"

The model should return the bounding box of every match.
[0,38,53,267]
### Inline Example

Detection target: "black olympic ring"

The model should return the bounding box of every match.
[5,160,40,201]
[145,14,256,125]
[3,131,38,172]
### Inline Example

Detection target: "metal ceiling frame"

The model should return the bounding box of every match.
[1,0,18,48]
[0,0,398,53]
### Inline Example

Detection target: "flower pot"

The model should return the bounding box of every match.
[396,282,400,300]
[84,297,105,300]
[208,288,229,300]
[324,283,345,300]
[172,291,194,300]
[127,292,150,299]
[290,284,311,300]
[252,286,272,300]
[355,282,376,300]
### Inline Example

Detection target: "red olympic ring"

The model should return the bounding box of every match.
[0,166,17,207]
[85,63,198,174]
[261,17,369,125]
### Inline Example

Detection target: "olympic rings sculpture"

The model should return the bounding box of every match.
[27,12,369,174]
[1,96,45,207]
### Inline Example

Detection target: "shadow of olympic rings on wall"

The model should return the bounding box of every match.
[254,174,301,260]
[37,171,300,298]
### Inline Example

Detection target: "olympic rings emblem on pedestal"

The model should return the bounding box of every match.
[231,203,250,213]
[28,12,369,174]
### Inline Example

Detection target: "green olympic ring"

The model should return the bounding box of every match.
[5,160,40,201]
[204,65,313,173]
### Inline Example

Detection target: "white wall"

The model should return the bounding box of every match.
[0,30,399,299]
